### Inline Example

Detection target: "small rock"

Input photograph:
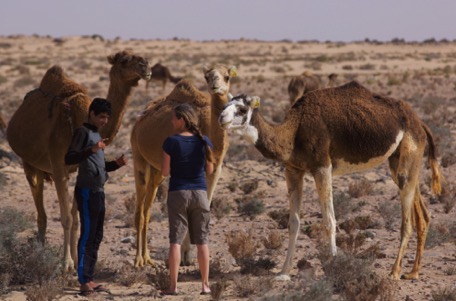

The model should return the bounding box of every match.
[121,236,135,243]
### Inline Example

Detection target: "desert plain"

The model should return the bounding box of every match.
[0,35,455,301]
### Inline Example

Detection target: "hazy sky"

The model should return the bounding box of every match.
[2,0,455,42]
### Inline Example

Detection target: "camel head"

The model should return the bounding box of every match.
[219,94,261,143]
[107,50,151,86]
[203,65,237,96]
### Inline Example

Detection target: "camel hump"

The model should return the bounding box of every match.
[166,79,208,107]
[39,65,87,99]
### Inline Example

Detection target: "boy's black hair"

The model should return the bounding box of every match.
[89,98,112,116]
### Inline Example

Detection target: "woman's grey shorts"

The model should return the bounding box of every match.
[167,190,210,245]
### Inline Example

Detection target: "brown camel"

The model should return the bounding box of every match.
[218,82,443,281]
[6,51,151,271]
[287,72,341,105]
[145,62,182,91]
[131,64,237,267]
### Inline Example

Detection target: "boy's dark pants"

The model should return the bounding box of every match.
[75,186,105,284]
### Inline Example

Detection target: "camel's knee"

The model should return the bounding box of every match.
[397,173,407,189]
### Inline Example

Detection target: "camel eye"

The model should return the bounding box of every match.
[239,107,248,114]
[224,76,230,81]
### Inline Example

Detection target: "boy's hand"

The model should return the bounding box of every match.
[92,138,108,152]
[115,154,127,167]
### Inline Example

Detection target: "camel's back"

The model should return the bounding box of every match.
[7,66,90,168]
[292,81,424,165]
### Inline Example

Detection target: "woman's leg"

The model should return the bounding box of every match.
[196,244,210,293]
[169,243,181,292]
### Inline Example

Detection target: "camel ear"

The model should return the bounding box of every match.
[202,65,210,73]
[250,96,261,109]
[229,66,237,77]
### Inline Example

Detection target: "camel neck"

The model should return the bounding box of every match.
[251,110,297,162]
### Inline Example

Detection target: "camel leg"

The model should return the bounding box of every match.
[23,162,47,242]
[402,186,430,279]
[141,169,163,266]
[313,166,337,256]
[276,167,304,281]
[390,135,426,280]
[134,156,150,267]
[51,164,74,271]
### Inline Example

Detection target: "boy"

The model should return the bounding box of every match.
[65,98,127,295]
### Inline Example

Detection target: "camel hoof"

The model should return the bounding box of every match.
[274,274,291,281]
[401,272,419,280]
[144,257,156,267]
[389,273,400,280]
[134,257,144,268]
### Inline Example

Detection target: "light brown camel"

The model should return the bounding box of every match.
[145,62,182,91]
[131,64,237,267]
[287,72,322,105]
[327,73,339,88]
[218,82,443,281]
[6,51,151,271]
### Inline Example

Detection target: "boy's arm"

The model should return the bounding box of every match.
[106,154,127,172]
[161,151,170,177]
[65,128,92,165]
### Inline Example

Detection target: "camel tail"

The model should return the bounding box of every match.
[422,123,443,195]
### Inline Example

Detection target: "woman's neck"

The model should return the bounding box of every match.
[178,130,194,136]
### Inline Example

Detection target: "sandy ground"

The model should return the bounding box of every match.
[0,35,455,301]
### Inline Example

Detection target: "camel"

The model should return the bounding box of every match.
[6,51,151,271]
[131,64,237,267]
[287,72,322,105]
[218,82,443,281]
[287,72,341,105]
[145,62,182,91]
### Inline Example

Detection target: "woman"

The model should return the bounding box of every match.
[161,103,213,296]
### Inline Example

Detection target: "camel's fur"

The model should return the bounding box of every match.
[145,62,182,91]
[6,51,151,271]
[0,112,7,134]
[218,81,443,280]
[131,65,236,267]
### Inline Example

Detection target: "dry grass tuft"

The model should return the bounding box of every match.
[210,279,228,301]
[211,196,232,220]
[377,200,400,231]
[347,179,374,198]
[233,275,272,298]
[262,230,283,250]
[431,286,456,301]
[225,230,259,261]
[268,208,289,229]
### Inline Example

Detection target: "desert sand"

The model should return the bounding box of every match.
[0,35,455,301]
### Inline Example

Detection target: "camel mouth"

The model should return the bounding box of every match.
[144,72,152,80]
[218,119,232,129]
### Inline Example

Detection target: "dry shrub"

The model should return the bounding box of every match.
[147,265,170,291]
[123,193,136,227]
[441,152,456,168]
[209,256,231,278]
[268,208,289,229]
[236,197,265,220]
[240,179,259,194]
[444,266,456,276]
[339,216,375,234]
[439,184,456,214]
[426,223,452,248]
[239,257,276,276]
[24,280,62,301]
[336,232,368,254]
[333,191,354,219]
[262,230,283,250]
[116,264,147,287]
[233,275,272,298]
[347,179,373,198]
[302,222,326,240]
[225,230,258,261]
[211,196,232,220]
[377,200,400,231]
[431,286,456,301]
[210,279,228,301]
[320,252,395,301]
